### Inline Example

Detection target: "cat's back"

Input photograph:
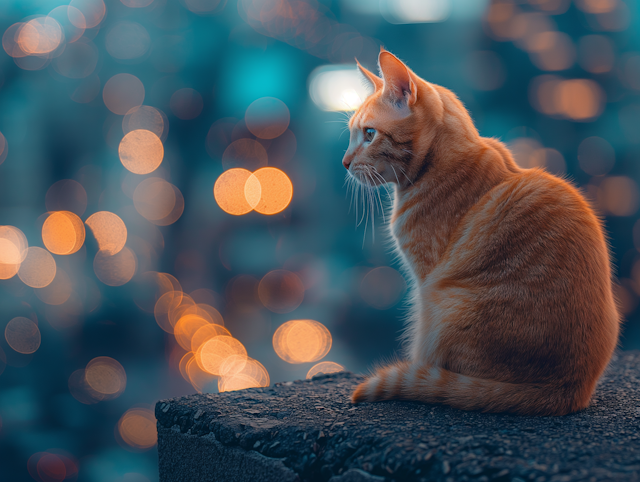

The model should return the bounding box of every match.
[441,167,611,291]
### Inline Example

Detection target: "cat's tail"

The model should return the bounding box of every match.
[351,362,588,416]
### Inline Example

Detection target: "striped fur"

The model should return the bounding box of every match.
[343,50,620,416]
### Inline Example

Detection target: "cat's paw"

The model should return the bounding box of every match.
[351,376,381,404]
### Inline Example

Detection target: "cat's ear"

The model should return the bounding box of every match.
[356,59,383,92]
[378,50,417,107]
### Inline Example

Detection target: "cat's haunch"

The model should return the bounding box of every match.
[343,49,620,416]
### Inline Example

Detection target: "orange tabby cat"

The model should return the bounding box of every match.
[344,49,620,416]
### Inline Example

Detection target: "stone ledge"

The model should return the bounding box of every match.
[156,351,640,482]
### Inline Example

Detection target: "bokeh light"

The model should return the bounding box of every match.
[18,247,57,288]
[245,97,290,139]
[48,5,86,43]
[19,17,63,55]
[199,335,247,376]
[154,290,184,333]
[174,314,211,350]
[118,130,164,174]
[85,211,127,255]
[309,65,371,111]
[251,167,294,215]
[272,319,332,364]
[103,74,145,115]
[68,0,106,28]
[222,139,268,171]
[118,408,157,450]
[42,211,85,255]
[0,225,28,280]
[214,168,254,215]
[36,453,67,482]
[27,450,78,482]
[52,38,99,79]
[93,247,137,286]
[133,178,177,222]
[85,356,127,399]
[218,358,269,392]
[597,177,640,217]
[150,184,184,226]
[5,317,41,354]
[35,268,73,306]
[191,323,230,353]
[258,269,305,313]
[556,79,604,121]
[123,105,167,141]
[307,361,344,379]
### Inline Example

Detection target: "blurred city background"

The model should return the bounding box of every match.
[1,0,639,480]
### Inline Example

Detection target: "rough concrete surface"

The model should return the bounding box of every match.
[156,351,640,482]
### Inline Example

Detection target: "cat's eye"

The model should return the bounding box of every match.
[364,128,376,142]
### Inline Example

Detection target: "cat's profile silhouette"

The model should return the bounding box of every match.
[344,49,620,416]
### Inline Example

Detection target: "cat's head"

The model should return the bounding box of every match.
[343,49,474,189]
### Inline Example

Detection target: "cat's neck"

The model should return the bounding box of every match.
[391,138,514,281]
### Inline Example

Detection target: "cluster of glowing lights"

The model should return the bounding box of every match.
[118,408,157,450]
[483,0,624,118]
[214,167,293,216]
[272,319,332,364]
[530,75,605,122]
[309,65,371,112]
[2,1,106,74]
[153,284,270,393]
[5,317,41,355]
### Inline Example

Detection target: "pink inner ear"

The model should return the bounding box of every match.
[379,52,412,100]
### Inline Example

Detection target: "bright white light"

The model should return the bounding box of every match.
[381,0,451,24]
[308,65,372,112]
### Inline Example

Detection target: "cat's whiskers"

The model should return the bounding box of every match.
[390,165,401,186]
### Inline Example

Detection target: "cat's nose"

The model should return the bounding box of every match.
[342,153,354,170]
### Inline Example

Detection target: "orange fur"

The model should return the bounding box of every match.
[344,50,620,416]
